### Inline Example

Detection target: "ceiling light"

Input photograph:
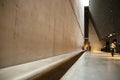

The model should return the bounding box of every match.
[109,34,112,37]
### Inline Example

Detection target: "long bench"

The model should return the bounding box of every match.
[0,50,84,80]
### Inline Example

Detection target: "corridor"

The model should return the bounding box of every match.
[0,0,120,80]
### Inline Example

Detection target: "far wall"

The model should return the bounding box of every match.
[89,20,104,52]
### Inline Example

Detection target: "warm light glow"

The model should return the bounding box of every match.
[92,47,100,52]
[92,49,99,52]
[92,51,120,60]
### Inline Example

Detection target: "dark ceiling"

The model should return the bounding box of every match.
[89,0,120,41]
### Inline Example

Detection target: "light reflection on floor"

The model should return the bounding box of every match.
[61,51,120,80]
[91,51,120,60]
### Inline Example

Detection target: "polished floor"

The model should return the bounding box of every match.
[61,51,120,80]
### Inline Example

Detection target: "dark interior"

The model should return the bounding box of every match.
[89,0,120,41]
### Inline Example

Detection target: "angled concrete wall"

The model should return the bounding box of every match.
[71,0,84,36]
[0,0,83,68]
[89,20,104,52]
[89,0,120,40]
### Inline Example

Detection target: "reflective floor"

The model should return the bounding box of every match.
[61,51,120,80]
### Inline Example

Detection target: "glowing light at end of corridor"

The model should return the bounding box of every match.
[82,0,89,6]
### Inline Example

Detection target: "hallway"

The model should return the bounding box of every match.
[61,51,120,80]
[0,0,120,80]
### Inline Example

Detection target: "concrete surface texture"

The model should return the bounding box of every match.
[71,0,85,35]
[89,20,104,52]
[61,51,120,80]
[0,50,82,80]
[0,0,84,68]
[89,0,120,40]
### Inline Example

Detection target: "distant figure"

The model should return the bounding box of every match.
[88,42,91,51]
[84,42,91,51]
[82,46,84,50]
[110,41,116,57]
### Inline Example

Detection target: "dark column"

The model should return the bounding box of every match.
[84,7,90,50]
[84,7,89,39]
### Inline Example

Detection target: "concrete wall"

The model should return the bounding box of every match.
[89,20,104,52]
[71,0,84,36]
[0,0,83,68]
[89,0,120,39]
